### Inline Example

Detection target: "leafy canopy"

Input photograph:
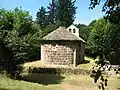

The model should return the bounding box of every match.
[0,8,42,75]
[36,0,77,28]
[89,0,120,24]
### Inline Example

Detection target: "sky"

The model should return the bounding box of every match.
[0,0,105,25]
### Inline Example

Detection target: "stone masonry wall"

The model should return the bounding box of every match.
[80,42,85,62]
[41,41,79,66]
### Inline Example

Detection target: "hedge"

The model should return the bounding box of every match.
[21,67,91,75]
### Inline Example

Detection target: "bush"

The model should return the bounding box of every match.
[21,67,91,76]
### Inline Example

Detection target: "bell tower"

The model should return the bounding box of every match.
[66,25,79,37]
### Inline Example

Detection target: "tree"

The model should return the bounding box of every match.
[0,8,42,76]
[89,0,120,64]
[0,8,33,37]
[56,0,77,27]
[89,0,120,24]
[36,0,77,28]
[75,24,91,41]
[0,8,14,31]
[89,20,97,26]
[87,18,120,90]
[105,24,120,64]
[36,6,48,29]
[87,18,111,60]
[89,1,120,89]
[47,0,57,24]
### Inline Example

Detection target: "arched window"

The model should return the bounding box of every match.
[69,29,71,32]
[73,28,76,33]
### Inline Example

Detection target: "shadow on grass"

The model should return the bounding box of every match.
[82,59,90,64]
[0,88,9,90]
[22,73,65,85]
[118,77,120,79]
[118,87,120,90]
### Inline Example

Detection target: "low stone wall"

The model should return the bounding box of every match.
[21,67,91,76]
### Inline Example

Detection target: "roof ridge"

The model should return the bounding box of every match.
[42,26,85,42]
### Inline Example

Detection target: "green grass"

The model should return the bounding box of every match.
[0,75,59,90]
[0,74,120,90]
[22,56,95,71]
[77,56,95,70]
[2,56,118,90]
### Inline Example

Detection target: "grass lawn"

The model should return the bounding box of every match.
[0,74,120,90]
[0,74,59,90]
[77,56,95,70]
[1,56,118,90]
[22,56,95,71]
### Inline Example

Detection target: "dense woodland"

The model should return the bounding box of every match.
[0,0,120,78]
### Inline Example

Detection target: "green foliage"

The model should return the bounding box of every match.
[89,0,120,24]
[36,0,77,29]
[76,24,91,41]
[89,1,120,88]
[0,8,14,31]
[0,8,32,33]
[89,20,97,26]
[87,18,120,64]
[106,24,120,64]
[87,18,120,90]
[47,0,58,25]
[87,19,110,57]
[36,6,48,29]
[56,0,77,27]
[42,24,59,36]
[0,8,42,76]
[0,8,42,61]
[4,30,42,61]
